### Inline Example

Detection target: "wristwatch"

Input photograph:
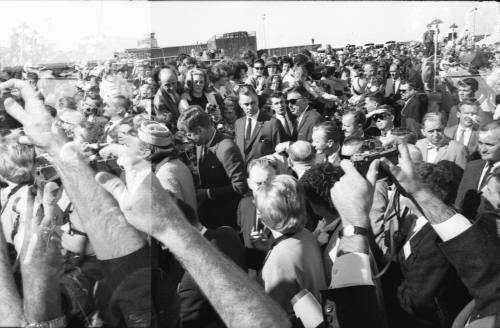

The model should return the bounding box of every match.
[26,316,66,328]
[339,225,369,238]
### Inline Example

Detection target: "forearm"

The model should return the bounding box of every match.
[155,208,290,328]
[21,271,62,323]
[412,188,457,225]
[0,233,24,325]
[50,144,146,259]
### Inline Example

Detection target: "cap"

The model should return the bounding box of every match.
[138,120,173,147]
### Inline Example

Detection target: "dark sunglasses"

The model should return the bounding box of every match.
[254,66,264,70]
[68,221,88,237]
[286,98,303,105]
[372,114,389,121]
[340,154,352,160]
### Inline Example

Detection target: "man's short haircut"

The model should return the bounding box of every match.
[247,157,279,175]
[313,121,341,143]
[269,91,285,100]
[391,127,418,144]
[177,105,212,131]
[342,136,365,148]
[479,119,500,133]
[417,160,463,206]
[254,174,306,234]
[457,98,480,112]
[287,141,316,163]
[253,59,265,67]
[365,91,385,105]
[458,78,479,92]
[422,112,445,127]
[342,109,366,126]
[286,85,309,98]
[238,85,258,99]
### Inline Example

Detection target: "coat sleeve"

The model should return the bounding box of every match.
[455,144,468,170]
[209,139,248,199]
[439,217,500,319]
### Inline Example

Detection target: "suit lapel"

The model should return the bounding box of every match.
[420,141,428,162]
[435,138,451,162]
[236,118,245,155]
[468,130,479,153]
[245,112,265,151]
[297,108,310,132]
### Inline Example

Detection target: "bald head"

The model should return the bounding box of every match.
[288,141,315,164]
[159,68,178,93]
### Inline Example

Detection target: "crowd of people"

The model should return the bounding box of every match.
[0,36,499,328]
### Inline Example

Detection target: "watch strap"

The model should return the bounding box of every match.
[26,316,66,328]
[339,225,369,238]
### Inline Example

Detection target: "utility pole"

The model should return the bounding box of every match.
[472,7,478,47]
[262,14,267,50]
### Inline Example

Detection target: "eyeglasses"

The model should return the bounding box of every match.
[286,98,303,105]
[68,221,88,237]
[254,66,264,70]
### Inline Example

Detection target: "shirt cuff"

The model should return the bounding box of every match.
[431,213,472,242]
[330,252,374,289]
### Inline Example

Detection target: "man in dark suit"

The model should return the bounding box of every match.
[177,106,248,229]
[235,86,283,165]
[176,198,247,328]
[153,67,181,131]
[455,120,500,219]
[444,99,481,158]
[399,81,427,137]
[237,158,279,270]
[269,91,294,141]
[286,85,324,142]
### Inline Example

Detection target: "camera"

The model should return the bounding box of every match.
[351,145,399,179]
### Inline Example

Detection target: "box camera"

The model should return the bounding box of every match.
[351,145,399,179]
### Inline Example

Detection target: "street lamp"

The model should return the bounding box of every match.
[472,8,478,47]
[429,18,443,92]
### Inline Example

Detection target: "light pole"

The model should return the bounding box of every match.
[262,14,267,51]
[429,18,443,92]
[472,7,478,48]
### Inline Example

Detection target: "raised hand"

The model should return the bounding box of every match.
[0,79,65,152]
[330,159,379,228]
[379,142,424,196]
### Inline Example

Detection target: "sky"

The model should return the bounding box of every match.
[0,1,498,64]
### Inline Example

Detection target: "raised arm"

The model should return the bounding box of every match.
[96,171,290,328]
[1,79,146,260]
[0,215,24,326]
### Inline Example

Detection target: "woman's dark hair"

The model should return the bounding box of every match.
[233,61,248,81]
[299,162,343,211]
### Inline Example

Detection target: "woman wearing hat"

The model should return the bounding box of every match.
[117,118,197,213]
